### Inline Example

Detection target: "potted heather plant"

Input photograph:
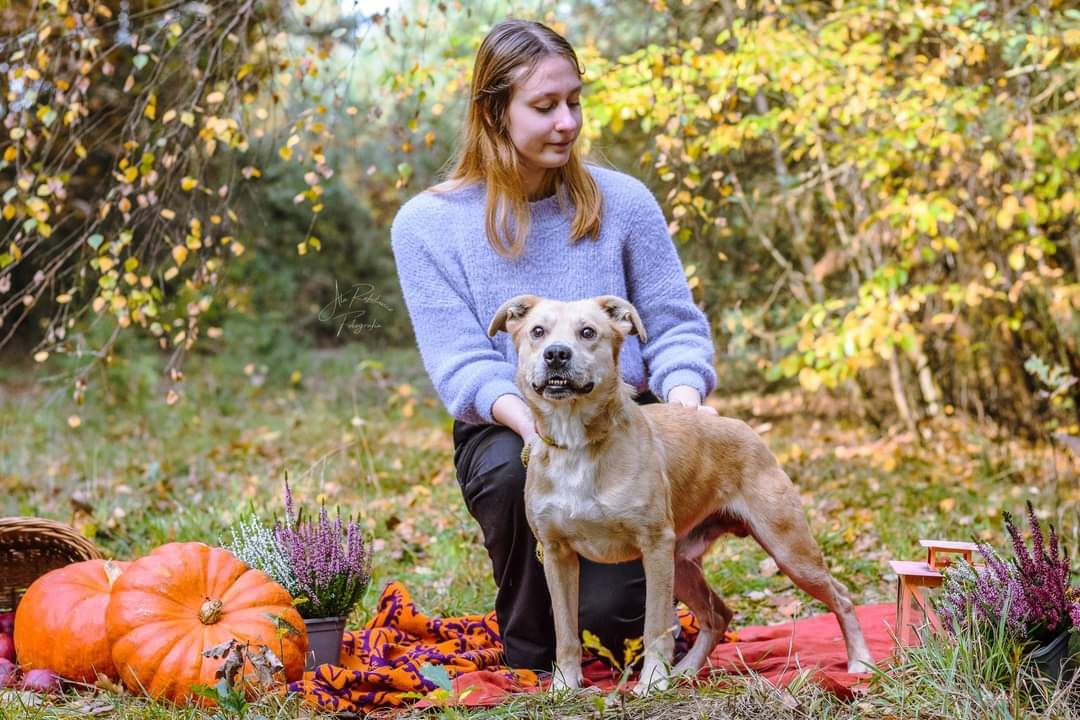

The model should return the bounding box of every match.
[937,502,1080,682]
[226,479,373,668]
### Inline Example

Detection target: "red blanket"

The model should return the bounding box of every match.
[290,581,896,712]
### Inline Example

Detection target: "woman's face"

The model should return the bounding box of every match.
[504,54,582,190]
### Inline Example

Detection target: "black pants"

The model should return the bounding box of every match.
[452,391,661,671]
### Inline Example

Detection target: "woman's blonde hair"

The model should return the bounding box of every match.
[432,19,602,257]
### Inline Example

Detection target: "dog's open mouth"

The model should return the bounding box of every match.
[534,376,595,398]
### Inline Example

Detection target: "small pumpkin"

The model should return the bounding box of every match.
[13,559,128,683]
[106,542,307,705]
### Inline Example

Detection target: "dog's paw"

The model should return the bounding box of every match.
[632,665,670,696]
[549,667,585,693]
[631,676,669,696]
[847,656,875,674]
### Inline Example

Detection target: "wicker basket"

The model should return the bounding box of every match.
[0,517,102,612]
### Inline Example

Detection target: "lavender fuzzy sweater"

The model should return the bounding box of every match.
[390,164,717,425]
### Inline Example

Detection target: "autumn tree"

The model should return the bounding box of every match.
[0,0,383,402]
[585,0,1079,434]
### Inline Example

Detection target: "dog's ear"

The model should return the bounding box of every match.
[488,294,541,337]
[594,296,647,344]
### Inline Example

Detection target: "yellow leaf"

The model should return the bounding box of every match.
[57,293,72,304]
[1,205,13,220]
[165,389,179,405]
[123,166,138,183]
[279,146,292,161]
[74,142,86,159]
[172,245,188,265]
[180,111,195,127]
[3,146,16,162]
[162,109,176,124]
[160,208,176,220]
[581,629,619,669]
[996,195,1019,230]
[939,497,956,513]
[68,415,82,428]
[9,242,21,261]
[98,257,115,272]
[180,176,197,191]
[206,91,225,104]
[798,367,822,392]
[290,370,302,385]
[33,351,49,362]
[164,266,179,281]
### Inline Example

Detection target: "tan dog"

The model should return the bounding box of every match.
[487,294,874,693]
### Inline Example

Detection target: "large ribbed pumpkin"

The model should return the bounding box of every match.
[105,542,307,704]
[13,559,128,682]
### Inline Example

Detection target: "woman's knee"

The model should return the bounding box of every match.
[456,428,526,517]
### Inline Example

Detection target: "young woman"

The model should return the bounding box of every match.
[390,18,717,672]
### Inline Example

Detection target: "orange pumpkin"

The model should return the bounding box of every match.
[14,559,128,683]
[106,542,308,705]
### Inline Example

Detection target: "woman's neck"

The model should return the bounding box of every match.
[526,171,557,201]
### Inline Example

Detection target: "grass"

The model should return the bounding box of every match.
[1,330,1078,718]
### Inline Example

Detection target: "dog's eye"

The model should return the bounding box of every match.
[580,327,596,340]
[530,326,545,339]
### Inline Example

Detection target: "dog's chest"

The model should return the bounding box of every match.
[528,450,643,563]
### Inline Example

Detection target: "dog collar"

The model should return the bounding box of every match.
[520,432,566,468]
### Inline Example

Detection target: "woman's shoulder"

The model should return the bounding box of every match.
[587,162,652,205]
[391,180,483,241]
[585,164,656,214]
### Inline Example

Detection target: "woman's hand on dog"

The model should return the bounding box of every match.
[666,385,719,415]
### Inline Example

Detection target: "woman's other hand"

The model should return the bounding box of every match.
[666,384,719,415]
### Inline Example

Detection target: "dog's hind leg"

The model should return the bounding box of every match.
[738,467,875,673]
[671,552,733,677]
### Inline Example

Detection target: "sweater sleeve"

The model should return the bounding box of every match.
[391,198,523,424]
[621,179,718,402]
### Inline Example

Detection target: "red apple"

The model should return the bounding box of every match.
[0,632,13,663]
[22,668,59,694]
[0,658,17,688]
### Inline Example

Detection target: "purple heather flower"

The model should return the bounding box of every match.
[274,477,373,619]
[938,502,1077,643]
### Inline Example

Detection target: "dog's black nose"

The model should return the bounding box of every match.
[543,343,572,369]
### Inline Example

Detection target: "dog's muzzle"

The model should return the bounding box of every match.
[531,343,595,399]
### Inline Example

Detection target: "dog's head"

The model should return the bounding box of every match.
[487,295,647,403]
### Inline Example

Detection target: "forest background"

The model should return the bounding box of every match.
[0,0,1078,716]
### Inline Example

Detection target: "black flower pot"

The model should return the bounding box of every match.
[304,616,347,669]
[1029,631,1075,683]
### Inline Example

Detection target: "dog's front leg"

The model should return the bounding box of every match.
[634,530,677,695]
[542,538,584,691]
